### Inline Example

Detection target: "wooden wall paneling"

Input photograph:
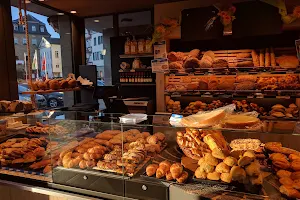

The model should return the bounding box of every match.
[0,0,18,100]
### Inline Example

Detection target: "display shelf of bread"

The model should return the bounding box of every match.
[166,74,300,94]
[0,100,33,113]
[143,161,189,183]
[57,129,166,177]
[167,47,299,73]
[23,73,80,94]
[26,122,69,135]
[264,142,300,198]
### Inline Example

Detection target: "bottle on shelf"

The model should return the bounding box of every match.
[130,36,138,55]
[138,39,145,54]
[120,73,123,83]
[145,37,153,54]
[124,37,131,55]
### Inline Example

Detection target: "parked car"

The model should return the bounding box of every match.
[19,83,64,108]
[42,92,64,108]
[18,85,47,108]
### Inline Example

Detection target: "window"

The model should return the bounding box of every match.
[55,51,59,58]
[56,65,59,68]
[32,39,37,45]
[93,52,95,61]
[14,38,18,44]
[13,24,18,31]
[100,54,104,60]
[98,36,103,45]
[22,25,26,31]
[40,26,45,32]
[22,38,27,45]
[94,37,96,46]
[32,25,36,32]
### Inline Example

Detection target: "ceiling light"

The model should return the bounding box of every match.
[57,13,64,16]
[70,11,77,14]
[94,20,100,23]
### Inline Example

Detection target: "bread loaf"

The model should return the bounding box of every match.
[259,49,264,66]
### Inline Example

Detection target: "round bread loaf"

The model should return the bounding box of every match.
[223,115,260,129]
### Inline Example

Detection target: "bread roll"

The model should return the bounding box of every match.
[195,167,207,179]
[223,156,237,167]
[159,160,171,171]
[230,166,246,182]
[199,161,215,173]
[176,171,188,183]
[215,162,230,173]
[291,160,300,171]
[204,153,219,166]
[156,167,167,178]
[250,174,263,185]
[207,172,220,181]
[277,170,292,178]
[220,173,232,183]
[279,177,294,186]
[166,171,173,181]
[280,185,300,198]
[245,160,260,176]
[198,157,205,166]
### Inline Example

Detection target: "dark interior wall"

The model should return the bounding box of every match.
[0,0,18,100]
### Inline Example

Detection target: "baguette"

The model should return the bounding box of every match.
[270,47,276,67]
[259,49,264,66]
[265,48,270,67]
[251,50,259,67]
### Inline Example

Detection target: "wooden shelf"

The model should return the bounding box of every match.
[22,87,80,95]
[119,54,154,58]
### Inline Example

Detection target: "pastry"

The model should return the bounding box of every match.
[204,153,219,166]
[170,163,183,179]
[217,77,235,90]
[198,158,205,166]
[245,160,260,177]
[167,52,179,62]
[230,139,262,152]
[291,160,300,171]
[271,112,285,118]
[199,57,213,68]
[189,49,200,58]
[277,170,292,178]
[236,75,257,83]
[159,160,171,172]
[146,164,159,176]
[280,185,300,198]
[251,50,259,67]
[220,173,232,183]
[207,172,220,181]
[280,177,294,186]
[207,77,218,90]
[238,156,254,167]
[198,80,208,90]
[273,160,290,169]
[212,148,228,160]
[291,171,300,180]
[215,162,230,173]
[259,49,264,66]
[49,80,60,90]
[230,166,246,182]
[235,81,256,90]
[166,171,173,181]
[223,156,237,167]
[195,167,207,179]
[176,171,188,183]
[169,61,183,69]
[237,61,253,67]
[289,154,300,161]
[223,115,260,129]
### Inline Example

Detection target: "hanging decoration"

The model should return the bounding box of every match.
[205,5,236,35]
[18,0,24,25]
[150,18,179,45]
[260,0,300,24]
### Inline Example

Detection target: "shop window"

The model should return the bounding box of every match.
[22,38,27,45]
[32,25,36,32]
[14,38,18,44]
[32,39,37,45]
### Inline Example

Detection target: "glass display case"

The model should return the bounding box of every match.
[0,111,300,199]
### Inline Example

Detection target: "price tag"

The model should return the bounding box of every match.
[130,69,135,72]
[171,94,181,98]
[247,96,254,99]
[256,95,264,99]
[151,58,169,73]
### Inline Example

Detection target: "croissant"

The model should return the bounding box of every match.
[146,164,159,176]
[170,163,183,179]
[176,171,188,183]
[159,160,171,171]
[156,167,167,178]
[166,171,173,181]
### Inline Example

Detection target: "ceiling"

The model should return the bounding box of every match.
[10,0,300,18]
[31,0,183,17]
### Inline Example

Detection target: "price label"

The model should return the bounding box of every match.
[171,95,181,98]
[151,58,169,73]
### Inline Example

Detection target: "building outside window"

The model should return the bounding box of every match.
[56,65,59,68]
[22,38,27,45]
[94,37,96,46]
[40,26,45,32]
[100,54,104,60]
[22,25,25,31]
[14,38,18,44]
[32,25,36,32]
[13,24,18,31]
[32,39,37,45]
[55,51,59,58]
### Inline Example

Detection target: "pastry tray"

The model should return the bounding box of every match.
[93,157,151,178]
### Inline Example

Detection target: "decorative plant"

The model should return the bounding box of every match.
[281,6,300,24]
[151,18,179,45]
[205,5,236,35]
